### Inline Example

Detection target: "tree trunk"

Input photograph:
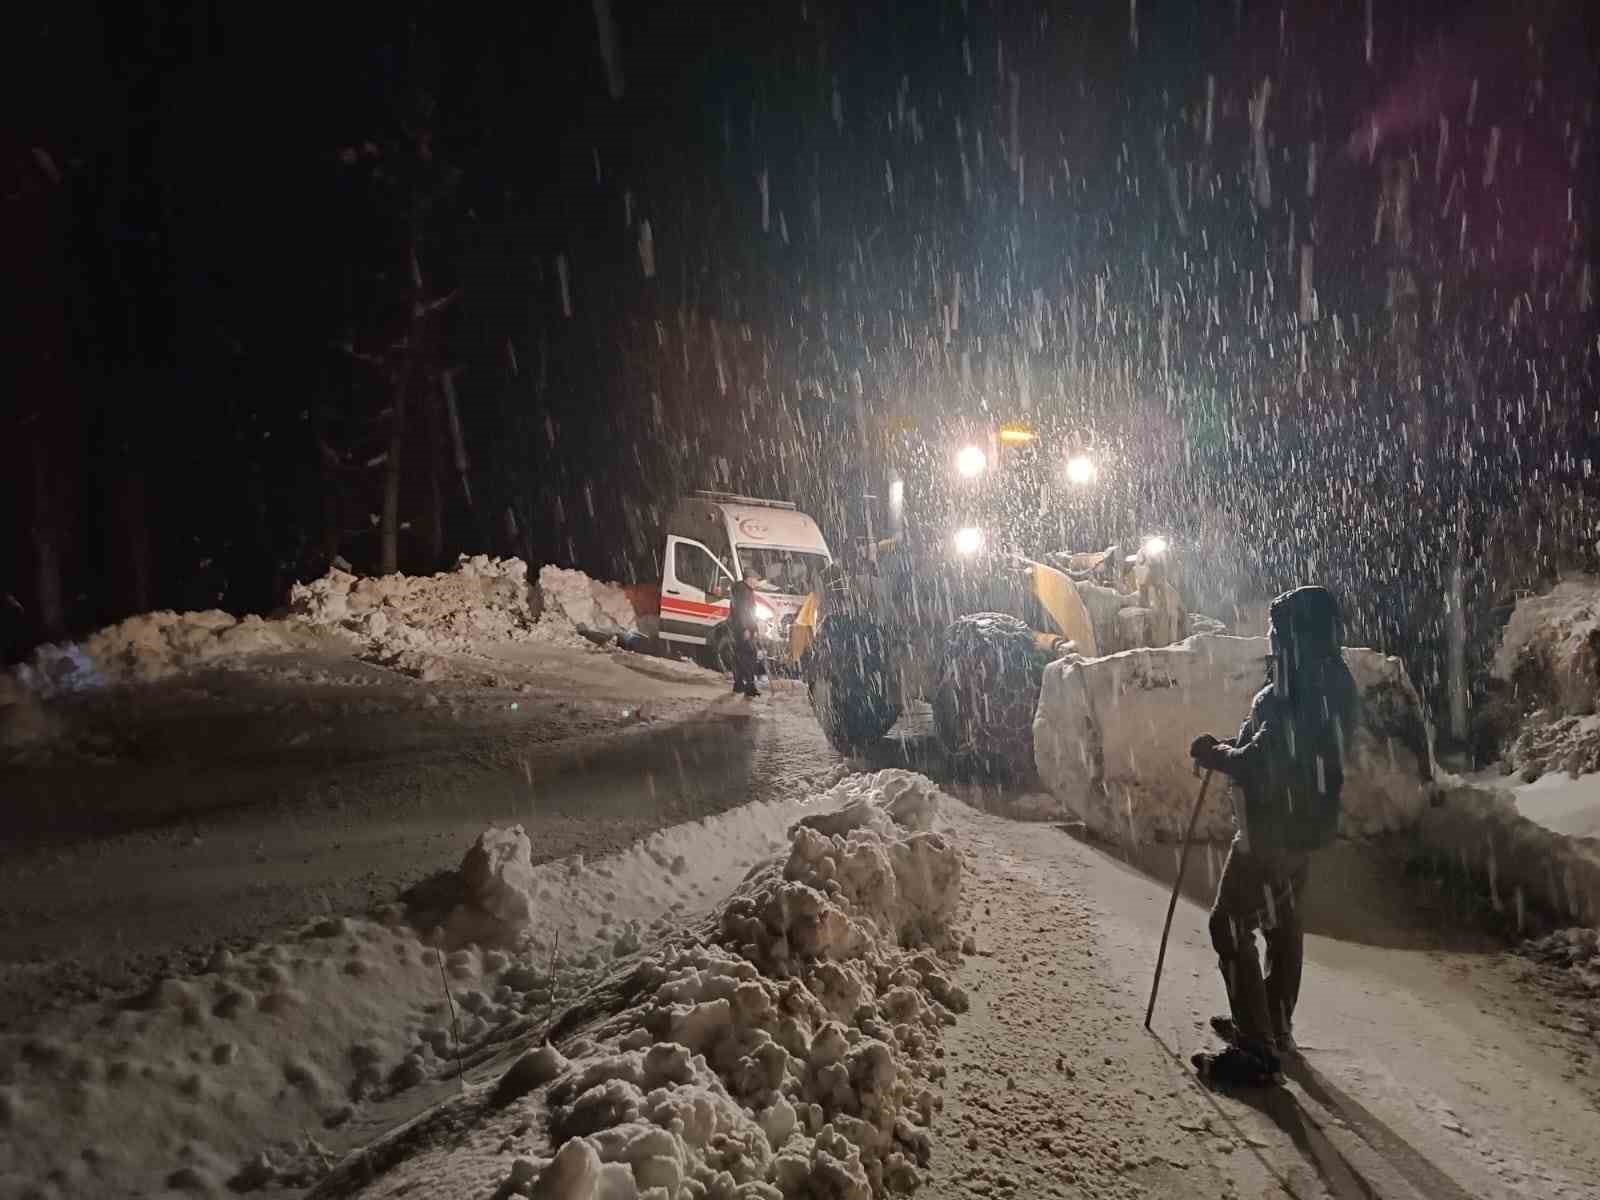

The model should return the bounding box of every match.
[322,484,341,569]
[381,384,406,576]
[30,438,65,640]
[381,228,425,577]
[1447,558,1468,748]
[427,387,446,568]
[122,470,152,614]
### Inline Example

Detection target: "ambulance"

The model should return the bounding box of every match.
[656,491,833,670]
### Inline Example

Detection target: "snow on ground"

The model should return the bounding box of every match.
[1509,770,1600,838]
[0,763,883,1199]
[3,556,647,703]
[537,566,641,640]
[1489,578,1600,805]
[290,554,586,658]
[312,769,964,1200]
[1519,928,1600,1057]
[1032,634,1434,846]
[936,804,1600,1200]
[1421,776,1600,928]
[1493,576,1600,717]
[434,765,854,962]
[9,610,332,695]
[1468,762,1600,839]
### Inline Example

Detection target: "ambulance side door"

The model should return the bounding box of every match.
[660,535,735,644]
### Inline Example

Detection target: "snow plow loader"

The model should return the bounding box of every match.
[793,421,1192,777]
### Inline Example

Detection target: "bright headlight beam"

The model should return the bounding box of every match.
[955,445,987,477]
[1065,455,1097,485]
[1142,535,1169,558]
[953,526,984,556]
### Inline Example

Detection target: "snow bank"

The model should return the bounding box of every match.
[1416,777,1600,929]
[1503,715,1600,787]
[0,767,866,1198]
[1521,926,1600,979]
[433,766,854,958]
[291,554,591,656]
[7,555,618,697]
[1487,577,1600,795]
[0,910,530,1196]
[1499,767,1600,839]
[326,770,965,1200]
[537,566,640,640]
[11,611,325,695]
[1032,635,1435,846]
[1492,577,1600,716]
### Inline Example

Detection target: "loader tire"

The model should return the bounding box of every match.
[933,612,1050,779]
[805,615,900,752]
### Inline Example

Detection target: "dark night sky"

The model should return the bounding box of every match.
[4,1,1597,700]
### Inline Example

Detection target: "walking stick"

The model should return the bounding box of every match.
[1145,768,1214,1030]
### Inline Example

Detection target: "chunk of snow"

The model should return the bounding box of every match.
[1033,634,1434,845]
[537,565,640,638]
[461,824,539,927]
[1493,577,1600,717]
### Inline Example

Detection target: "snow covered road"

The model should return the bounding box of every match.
[0,644,836,1027]
[3,621,1597,1198]
[930,804,1600,1200]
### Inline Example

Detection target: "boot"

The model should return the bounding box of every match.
[1210,1015,1296,1055]
[1192,1044,1281,1087]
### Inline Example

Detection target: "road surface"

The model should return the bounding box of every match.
[0,643,835,1027]
[2,642,1595,1199]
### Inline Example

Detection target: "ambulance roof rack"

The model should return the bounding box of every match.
[691,490,798,511]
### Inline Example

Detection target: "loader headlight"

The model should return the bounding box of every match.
[955,445,987,478]
[1065,454,1097,486]
[953,526,985,556]
[1141,535,1169,559]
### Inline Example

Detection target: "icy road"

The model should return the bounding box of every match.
[0,642,837,1027]
[1,641,1596,1199]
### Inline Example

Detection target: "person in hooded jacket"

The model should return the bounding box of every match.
[729,575,764,698]
[1187,585,1359,1085]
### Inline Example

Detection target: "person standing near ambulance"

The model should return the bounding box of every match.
[729,574,764,697]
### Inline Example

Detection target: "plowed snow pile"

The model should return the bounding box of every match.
[1418,776,1600,926]
[0,769,958,1200]
[291,554,588,655]
[1033,634,1435,846]
[538,566,641,639]
[1494,577,1600,717]
[1519,928,1600,1037]
[7,557,622,697]
[11,610,327,695]
[1492,578,1600,787]
[314,769,965,1200]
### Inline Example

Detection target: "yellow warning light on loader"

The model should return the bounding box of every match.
[997,424,1038,444]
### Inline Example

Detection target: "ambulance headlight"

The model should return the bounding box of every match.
[955,445,987,478]
[953,526,985,556]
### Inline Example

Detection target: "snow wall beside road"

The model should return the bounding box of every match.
[536,565,640,639]
[1418,777,1600,928]
[1493,576,1600,717]
[6,556,635,699]
[313,769,967,1200]
[1033,635,1435,846]
[1490,576,1600,783]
